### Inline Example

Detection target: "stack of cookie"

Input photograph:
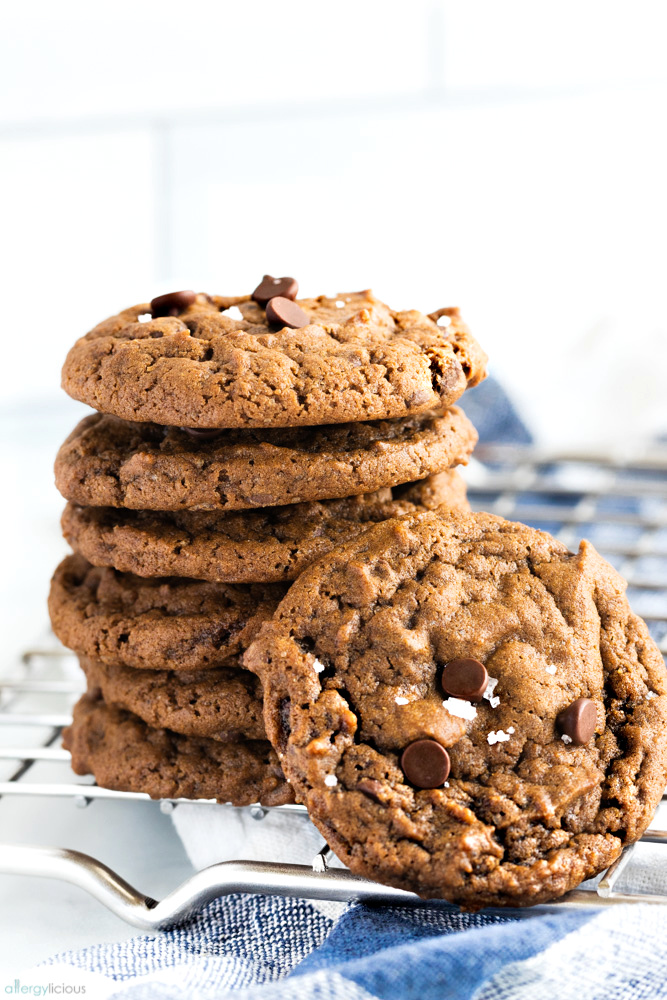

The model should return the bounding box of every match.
[49,278,486,807]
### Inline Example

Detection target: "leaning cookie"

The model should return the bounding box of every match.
[245,510,667,909]
[61,288,487,429]
[79,655,265,742]
[54,408,476,512]
[63,694,292,806]
[62,471,469,584]
[49,555,286,671]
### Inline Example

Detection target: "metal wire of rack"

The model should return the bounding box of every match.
[1,444,666,928]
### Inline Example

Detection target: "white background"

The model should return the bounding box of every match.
[1,0,666,447]
[1,0,667,974]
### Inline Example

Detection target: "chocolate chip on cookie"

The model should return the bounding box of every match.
[150,290,197,318]
[252,275,298,306]
[440,658,489,702]
[401,739,450,788]
[557,697,597,745]
[265,296,310,330]
[356,778,385,802]
[61,290,487,429]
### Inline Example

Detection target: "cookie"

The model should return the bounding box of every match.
[63,694,292,806]
[79,655,265,742]
[54,408,477,512]
[61,471,468,584]
[61,289,487,429]
[49,555,285,671]
[245,511,667,909]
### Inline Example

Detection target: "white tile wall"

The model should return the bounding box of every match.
[0,0,437,125]
[0,1,666,449]
[166,88,667,447]
[440,0,667,94]
[0,129,158,403]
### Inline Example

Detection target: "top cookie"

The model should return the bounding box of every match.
[61,288,487,429]
[245,510,667,909]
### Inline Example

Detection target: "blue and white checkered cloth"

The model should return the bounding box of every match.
[41,380,667,999]
[41,895,667,999]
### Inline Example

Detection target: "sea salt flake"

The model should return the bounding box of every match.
[222,306,244,320]
[312,658,326,674]
[545,665,557,675]
[561,733,573,744]
[443,697,477,721]
[483,677,499,709]
[395,696,409,705]
[436,315,452,327]
[487,729,511,745]
[647,691,657,700]
[137,313,152,323]
[324,774,338,787]
[508,727,515,734]
[444,781,450,788]
[335,299,346,308]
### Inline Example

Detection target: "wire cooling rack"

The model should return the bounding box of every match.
[1,443,666,928]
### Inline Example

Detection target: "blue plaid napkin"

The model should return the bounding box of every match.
[42,894,667,999]
[41,379,667,999]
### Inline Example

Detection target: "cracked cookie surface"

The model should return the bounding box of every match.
[245,510,667,908]
[63,694,292,806]
[54,408,476,511]
[49,554,286,671]
[79,655,265,742]
[61,290,487,429]
[62,471,468,583]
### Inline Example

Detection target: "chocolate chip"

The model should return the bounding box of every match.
[150,290,197,318]
[400,739,450,789]
[252,275,299,306]
[408,389,434,407]
[265,297,310,330]
[357,778,384,803]
[440,658,488,702]
[180,427,224,441]
[557,698,597,745]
